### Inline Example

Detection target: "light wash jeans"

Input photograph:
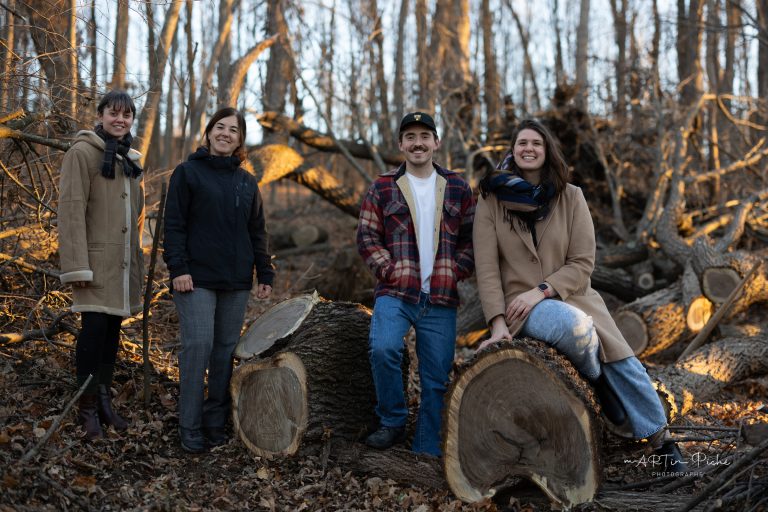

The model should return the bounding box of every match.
[521,299,667,439]
[369,293,457,456]
[173,288,250,432]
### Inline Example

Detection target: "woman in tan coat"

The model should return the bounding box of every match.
[58,90,144,440]
[473,119,686,473]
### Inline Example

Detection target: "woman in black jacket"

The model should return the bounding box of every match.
[164,107,275,453]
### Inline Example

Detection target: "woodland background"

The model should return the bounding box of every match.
[0,0,767,510]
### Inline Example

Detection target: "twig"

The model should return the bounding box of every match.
[142,182,166,408]
[679,437,768,512]
[0,252,60,277]
[676,261,763,362]
[18,375,93,465]
[0,160,57,213]
[667,425,741,432]
[0,311,74,345]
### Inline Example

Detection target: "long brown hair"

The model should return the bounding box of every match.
[502,119,570,197]
[203,107,247,161]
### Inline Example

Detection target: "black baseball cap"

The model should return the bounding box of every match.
[399,111,438,136]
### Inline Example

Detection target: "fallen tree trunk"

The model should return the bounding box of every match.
[443,339,602,508]
[652,335,768,420]
[256,112,403,165]
[231,294,376,457]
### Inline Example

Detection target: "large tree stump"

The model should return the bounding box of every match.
[443,339,602,508]
[231,294,376,457]
[652,335,768,420]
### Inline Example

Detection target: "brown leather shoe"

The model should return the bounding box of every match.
[78,394,103,440]
[97,385,128,431]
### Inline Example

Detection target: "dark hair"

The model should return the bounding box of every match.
[486,119,569,198]
[97,90,136,117]
[203,107,247,161]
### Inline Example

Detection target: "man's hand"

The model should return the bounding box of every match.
[505,288,545,323]
[256,283,272,299]
[172,274,194,293]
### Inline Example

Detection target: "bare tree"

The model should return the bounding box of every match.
[134,0,183,165]
[216,0,235,105]
[393,0,409,126]
[415,0,430,109]
[368,0,391,142]
[111,0,130,89]
[609,0,628,120]
[758,0,768,106]
[551,0,565,86]
[575,0,591,110]
[504,0,542,113]
[481,0,501,139]
[88,1,97,96]
[262,0,292,145]
[677,0,705,107]
[0,0,16,111]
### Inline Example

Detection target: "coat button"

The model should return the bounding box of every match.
[121,262,127,269]
[121,227,128,233]
[530,256,538,263]
[121,192,127,199]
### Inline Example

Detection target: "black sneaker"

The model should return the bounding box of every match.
[203,426,228,447]
[179,427,207,454]
[365,426,406,449]
[654,441,688,474]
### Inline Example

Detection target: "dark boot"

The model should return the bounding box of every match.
[97,384,128,431]
[78,394,103,440]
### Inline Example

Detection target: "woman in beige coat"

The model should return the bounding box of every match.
[58,90,144,440]
[473,119,686,473]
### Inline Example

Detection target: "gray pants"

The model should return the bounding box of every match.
[173,288,250,431]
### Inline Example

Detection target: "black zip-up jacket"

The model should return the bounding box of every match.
[163,147,275,290]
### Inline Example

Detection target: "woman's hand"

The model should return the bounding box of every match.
[505,288,545,323]
[477,316,512,351]
[173,274,194,293]
[256,283,272,299]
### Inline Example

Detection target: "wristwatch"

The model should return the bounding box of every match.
[537,282,551,298]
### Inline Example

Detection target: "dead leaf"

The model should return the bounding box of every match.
[256,466,269,479]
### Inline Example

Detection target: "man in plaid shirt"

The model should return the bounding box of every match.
[356,112,475,456]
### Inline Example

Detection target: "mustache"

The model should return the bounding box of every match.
[410,145,429,152]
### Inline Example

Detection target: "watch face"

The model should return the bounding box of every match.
[538,283,548,291]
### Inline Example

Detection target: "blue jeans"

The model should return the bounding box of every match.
[173,288,250,431]
[369,293,456,456]
[522,299,667,439]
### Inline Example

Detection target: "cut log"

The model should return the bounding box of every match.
[443,339,601,508]
[652,335,768,420]
[630,260,655,292]
[596,244,649,268]
[681,261,712,332]
[291,224,328,248]
[231,295,377,457]
[613,282,692,357]
[591,265,654,302]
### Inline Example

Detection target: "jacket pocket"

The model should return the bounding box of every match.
[443,200,462,236]
[383,201,410,234]
[87,246,105,289]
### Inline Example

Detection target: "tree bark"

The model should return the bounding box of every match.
[231,296,377,457]
[415,0,430,110]
[653,336,768,419]
[481,0,501,139]
[392,0,408,126]
[443,339,601,508]
[219,37,277,106]
[0,0,15,111]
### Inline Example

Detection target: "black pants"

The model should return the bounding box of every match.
[75,312,122,389]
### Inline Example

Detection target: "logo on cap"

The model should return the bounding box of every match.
[414,114,421,121]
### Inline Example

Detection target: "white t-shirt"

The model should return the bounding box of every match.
[406,171,437,293]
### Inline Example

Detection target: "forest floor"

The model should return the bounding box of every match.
[1,188,767,511]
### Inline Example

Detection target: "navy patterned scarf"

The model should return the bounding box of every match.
[94,124,142,179]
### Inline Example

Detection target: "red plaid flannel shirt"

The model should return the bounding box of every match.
[356,163,475,307]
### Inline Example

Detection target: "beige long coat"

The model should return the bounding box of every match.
[473,184,634,362]
[58,131,145,317]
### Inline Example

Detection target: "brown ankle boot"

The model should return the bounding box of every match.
[78,394,103,440]
[97,385,128,431]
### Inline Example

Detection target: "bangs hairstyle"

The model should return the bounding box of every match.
[97,90,136,117]
[502,119,569,197]
[203,107,247,161]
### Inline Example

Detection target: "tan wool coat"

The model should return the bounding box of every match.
[473,183,634,362]
[58,131,145,317]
